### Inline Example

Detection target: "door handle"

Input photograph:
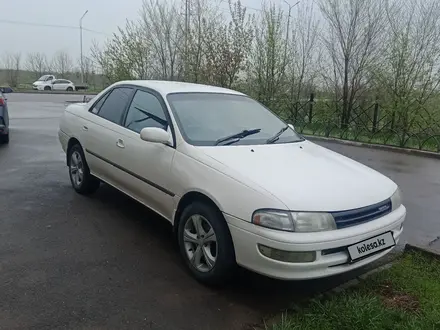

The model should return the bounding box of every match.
[116,139,125,148]
[82,125,88,131]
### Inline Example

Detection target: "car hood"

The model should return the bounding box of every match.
[198,141,397,211]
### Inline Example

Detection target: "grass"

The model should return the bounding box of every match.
[269,252,440,330]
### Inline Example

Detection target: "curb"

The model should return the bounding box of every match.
[404,243,440,260]
[304,135,440,160]
[11,90,98,96]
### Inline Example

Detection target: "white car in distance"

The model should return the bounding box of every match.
[58,80,406,285]
[37,79,76,91]
[32,74,55,89]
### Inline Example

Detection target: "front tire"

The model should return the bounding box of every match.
[68,144,100,195]
[44,86,51,91]
[178,202,236,285]
[67,87,73,91]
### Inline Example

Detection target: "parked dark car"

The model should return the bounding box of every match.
[0,88,10,144]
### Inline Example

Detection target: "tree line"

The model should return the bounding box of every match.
[90,0,440,140]
[2,0,440,147]
[0,51,97,87]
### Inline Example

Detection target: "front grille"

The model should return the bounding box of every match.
[331,198,392,229]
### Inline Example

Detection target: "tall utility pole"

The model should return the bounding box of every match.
[283,1,300,68]
[184,0,190,79]
[79,10,89,84]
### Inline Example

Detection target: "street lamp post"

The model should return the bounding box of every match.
[283,1,300,68]
[80,10,89,84]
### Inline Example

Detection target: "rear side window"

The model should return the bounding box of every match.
[97,87,133,124]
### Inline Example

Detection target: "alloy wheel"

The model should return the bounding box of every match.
[70,150,84,188]
[183,214,217,272]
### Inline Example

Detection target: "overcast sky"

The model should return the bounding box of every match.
[2,0,303,62]
[2,0,144,61]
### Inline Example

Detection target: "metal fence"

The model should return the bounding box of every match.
[285,94,440,152]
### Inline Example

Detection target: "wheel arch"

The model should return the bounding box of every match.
[66,137,82,166]
[173,191,224,236]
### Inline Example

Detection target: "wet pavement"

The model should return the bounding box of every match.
[315,141,440,251]
[0,93,438,329]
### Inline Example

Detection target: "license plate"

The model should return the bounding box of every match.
[348,232,395,261]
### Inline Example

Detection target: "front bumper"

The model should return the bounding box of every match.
[226,205,406,280]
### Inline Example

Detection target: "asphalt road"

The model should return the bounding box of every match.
[314,141,440,251]
[0,93,438,329]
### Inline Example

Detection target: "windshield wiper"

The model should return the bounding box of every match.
[266,126,289,144]
[215,128,261,146]
[126,106,167,129]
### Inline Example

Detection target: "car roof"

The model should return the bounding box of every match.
[112,80,245,96]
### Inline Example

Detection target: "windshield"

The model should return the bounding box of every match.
[167,93,304,146]
[37,75,50,81]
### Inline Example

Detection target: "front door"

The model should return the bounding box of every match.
[115,88,176,219]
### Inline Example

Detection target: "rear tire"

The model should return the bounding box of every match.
[177,202,236,286]
[68,144,100,195]
[67,87,73,91]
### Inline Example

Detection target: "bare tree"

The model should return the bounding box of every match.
[140,0,183,80]
[319,0,385,129]
[52,51,73,77]
[91,18,151,83]
[285,2,320,120]
[202,0,253,88]
[2,52,21,87]
[26,52,49,79]
[82,56,94,84]
[247,4,286,108]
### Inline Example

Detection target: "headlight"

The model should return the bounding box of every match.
[390,187,402,211]
[252,210,336,232]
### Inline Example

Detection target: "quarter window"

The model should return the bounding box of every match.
[124,90,167,133]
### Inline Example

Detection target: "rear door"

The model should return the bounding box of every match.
[52,80,61,90]
[82,87,135,188]
[59,80,70,90]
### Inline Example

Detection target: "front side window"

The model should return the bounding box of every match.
[37,75,49,81]
[166,93,303,146]
[124,90,167,133]
[97,87,133,124]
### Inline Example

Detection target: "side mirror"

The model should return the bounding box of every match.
[288,123,295,130]
[140,127,171,145]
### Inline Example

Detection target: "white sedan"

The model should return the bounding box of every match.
[38,79,75,91]
[58,80,406,284]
